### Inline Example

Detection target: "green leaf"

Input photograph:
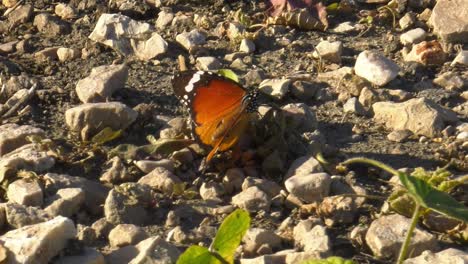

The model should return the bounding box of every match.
[326,3,340,12]
[211,209,250,263]
[177,245,221,264]
[91,127,122,145]
[300,256,357,264]
[217,69,239,83]
[398,172,468,222]
[147,138,193,156]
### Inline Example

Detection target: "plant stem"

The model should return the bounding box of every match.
[396,204,421,264]
[342,157,400,176]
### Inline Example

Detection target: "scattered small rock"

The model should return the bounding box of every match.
[75,64,128,103]
[44,188,85,217]
[365,214,438,258]
[240,39,256,53]
[258,78,291,100]
[33,13,71,36]
[54,247,105,264]
[0,216,76,264]
[286,155,324,179]
[65,102,138,140]
[243,228,282,256]
[156,9,174,29]
[429,0,468,43]
[285,172,331,203]
[104,183,153,225]
[54,3,77,20]
[403,40,447,65]
[400,28,427,45]
[100,156,133,183]
[372,98,458,137]
[89,13,168,60]
[403,248,468,264]
[451,50,468,66]
[343,97,367,116]
[138,167,182,195]
[196,56,222,71]
[312,40,343,63]
[231,186,271,212]
[355,50,400,86]
[108,224,148,247]
[293,220,331,256]
[175,29,206,51]
[6,179,43,207]
[282,103,318,133]
[0,123,44,156]
[57,47,81,62]
[387,129,413,142]
[4,202,50,228]
[134,159,174,173]
[399,12,417,30]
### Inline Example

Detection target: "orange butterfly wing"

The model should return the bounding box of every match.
[172,72,252,162]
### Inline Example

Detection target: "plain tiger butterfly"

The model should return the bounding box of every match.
[171,70,258,163]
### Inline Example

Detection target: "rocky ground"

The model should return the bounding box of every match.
[0,0,467,263]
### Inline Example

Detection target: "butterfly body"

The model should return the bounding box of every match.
[171,71,257,163]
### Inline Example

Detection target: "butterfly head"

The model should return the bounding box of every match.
[242,89,259,113]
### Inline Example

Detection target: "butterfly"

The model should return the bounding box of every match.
[171,70,258,164]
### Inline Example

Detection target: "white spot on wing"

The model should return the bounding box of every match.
[185,73,201,92]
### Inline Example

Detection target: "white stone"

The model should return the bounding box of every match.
[293,220,331,254]
[286,155,323,179]
[285,173,331,203]
[400,28,427,45]
[175,29,206,51]
[57,47,80,62]
[44,188,85,217]
[196,56,222,71]
[7,179,43,207]
[365,214,438,258]
[89,13,167,60]
[332,22,357,33]
[429,0,468,43]
[403,248,468,264]
[240,39,255,53]
[355,50,400,86]
[259,78,291,100]
[231,186,271,212]
[0,216,76,264]
[0,124,44,156]
[108,224,147,247]
[372,98,458,137]
[451,50,468,66]
[156,9,174,29]
[312,40,343,63]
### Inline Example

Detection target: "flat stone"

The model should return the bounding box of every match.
[290,80,320,100]
[332,22,357,33]
[44,188,85,217]
[134,159,174,173]
[0,216,76,264]
[259,78,291,100]
[65,102,138,140]
[399,12,417,30]
[231,186,271,212]
[75,64,128,103]
[285,173,331,203]
[429,0,468,43]
[400,28,427,45]
[199,182,224,202]
[34,47,60,61]
[0,123,45,156]
[108,224,148,247]
[372,98,458,137]
[433,72,467,91]
[365,214,438,258]
[6,179,43,207]
[317,195,359,226]
[355,50,400,86]
[282,103,317,133]
[0,40,18,54]
[89,13,167,60]
[312,40,343,63]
